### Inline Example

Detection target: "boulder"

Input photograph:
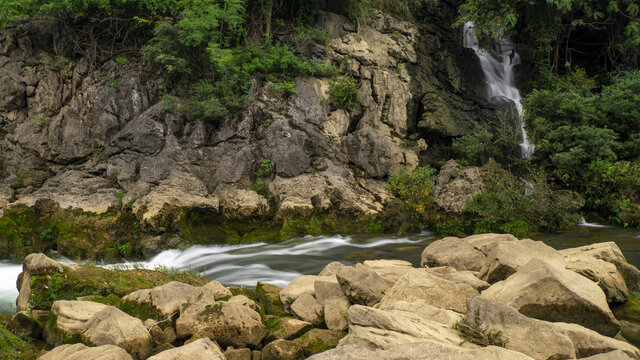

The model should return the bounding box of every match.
[559,241,627,264]
[464,297,640,360]
[362,259,413,282]
[424,267,490,291]
[378,268,478,312]
[466,346,535,360]
[421,237,486,271]
[81,306,153,359]
[175,301,266,348]
[306,342,483,360]
[318,262,347,277]
[47,300,108,342]
[314,280,348,306]
[462,233,517,255]
[580,350,635,359]
[9,311,44,339]
[324,298,350,331]
[433,160,484,212]
[341,302,465,350]
[262,339,305,360]
[264,315,312,341]
[123,281,202,318]
[294,328,346,357]
[290,294,324,326]
[228,295,260,312]
[478,239,564,283]
[224,348,252,360]
[147,338,225,360]
[256,281,284,316]
[17,253,64,311]
[482,259,620,336]
[39,344,133,360]
[565,256,628,304]
[201,280,232,300]
[280,275,337,313]
[336,265,393,306]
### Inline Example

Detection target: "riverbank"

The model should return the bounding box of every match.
[3,232,640,359]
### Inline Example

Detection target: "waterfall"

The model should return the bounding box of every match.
[463,22,535,159]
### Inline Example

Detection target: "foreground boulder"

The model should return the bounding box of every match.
[341,302,465,350]
[175,301,266,348]
[565,255,629,304]
[482,259,620,336]
[421,237,486,271]
[464,297,640,359]
[39,344,132,360]
[463,233,518,255]
[16,253,64,311]
[361,260,412,282]
[378,268,478,312]
[280,275,337,313]
[147,338,225,360]
[45,300,108,344]
[478,239,564,283]
[81,306,153,359]
[336,265,393,306]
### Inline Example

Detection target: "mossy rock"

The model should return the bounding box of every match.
[293,328,346,356]
[256,282,285,317]
[264,315,312,342]
[0,324,40,360]
[85,294,167,323]
[613,292,640,323]
[28,264,207,311]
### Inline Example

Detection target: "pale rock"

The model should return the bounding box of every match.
[38,344,132,360]
[482,259,620,336]
[463,233,518,255]
[362,259,412,282]
[314,280,348,306]
[378,268,478,312]
[123,281,202,318]
[318,262,347,277]
[147,338,225,360]
[280,275,337,313]
[290,294,324,326]
[219,187,269,218]
[228,295,260,312]
[565,255,628,303]
[421,237,486,271]
[336,265,394,306]
[434,160,485,212]
[264,316,312,341]
[325,298,350,331]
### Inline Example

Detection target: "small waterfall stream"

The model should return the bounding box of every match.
[463,22,535,159]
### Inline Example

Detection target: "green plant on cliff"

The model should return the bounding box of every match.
[387,166,437,223]
[328,75,359,111]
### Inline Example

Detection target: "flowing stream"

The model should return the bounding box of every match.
[2,228,640,313]
[463,22,535,159]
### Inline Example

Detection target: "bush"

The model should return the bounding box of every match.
[387,166,437,219]
[329,75,359,110]
[584,159,640,226]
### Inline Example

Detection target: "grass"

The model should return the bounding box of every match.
[453,312,508,347]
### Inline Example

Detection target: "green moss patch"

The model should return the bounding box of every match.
[614,291,640,323]
[0,325,39,360]
[28,265,207,310]
[294,329,346,356]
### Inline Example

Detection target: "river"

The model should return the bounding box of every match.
[1,226,640,313]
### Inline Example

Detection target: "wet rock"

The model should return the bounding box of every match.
[378,268,478,312]
[421,237,486,271]
[262,339,305,360]
[336,265,393,306]
[147,338,225,360]
[482,259,620,336]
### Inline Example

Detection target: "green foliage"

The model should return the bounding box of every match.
[387,166,437,220]
[251,158,272,198]
[465,163,581,237]
[455,0,640,69]
[328,75,359,110]
[453,312,508,347]
[584,159,640,226]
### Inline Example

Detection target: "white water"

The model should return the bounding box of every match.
[463,22,535,159]
[579,216,608,228]
[0,262,22,313]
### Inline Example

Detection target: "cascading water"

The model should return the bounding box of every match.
[463,22,535,159]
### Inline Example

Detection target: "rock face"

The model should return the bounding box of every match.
[147,338,225,360]
[175,301,267,348]
[482,259,620,336]
[39,344,133,360]
[421,237,486,271]
[336,265,393,306]
[378,268,478,312]
[478,239,565,283]
[465,297,640,360]
[433,160,485,212]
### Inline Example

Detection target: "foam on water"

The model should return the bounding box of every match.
[579,216,608,228]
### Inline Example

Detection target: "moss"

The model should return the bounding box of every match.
[295,329,346,356]
[198,303,223,320]
[256,282,285,317]
[87,295,165,322]
[614,291,640,323]
[28,265,207,310]
[0,325,39,360]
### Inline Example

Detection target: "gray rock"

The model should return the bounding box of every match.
[223,348,252,360]
[279,275,337,313]
[262,339,304,360]
[421,237,486,271]
[324,298,350,331]
[314,280,348,306]
[290,293,324,326]
[336,265,394,306]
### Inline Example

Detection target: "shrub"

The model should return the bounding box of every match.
[329,75,359,110]
[387,166,437,219]
[584,159,640,226]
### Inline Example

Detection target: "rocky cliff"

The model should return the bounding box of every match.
[0,4,496,259]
